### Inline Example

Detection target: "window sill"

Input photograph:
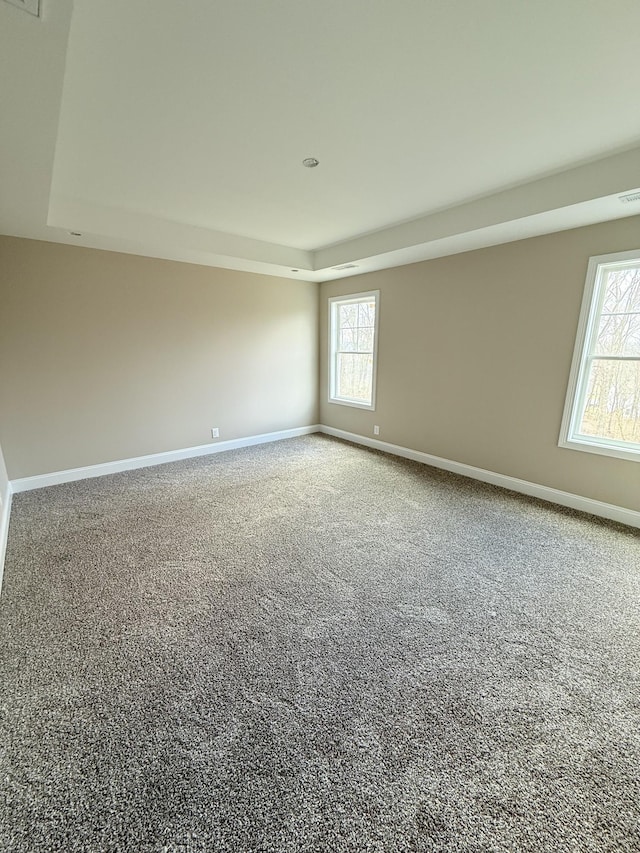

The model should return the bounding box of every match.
[328,397,376,411]
[559,436,640,463]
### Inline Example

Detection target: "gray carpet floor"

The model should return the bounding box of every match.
[1,435,639,852]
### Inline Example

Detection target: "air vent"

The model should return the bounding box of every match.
[3,0,40,15]
[619,192,640,204]
[331,263,359,271]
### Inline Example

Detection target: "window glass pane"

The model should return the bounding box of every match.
[339,304,357,328]
[337,353,373,403]
[578,358,640,445]
[602,267,640,314]
[358,301,376,327]
[594,313,640,357]
[357,327,374,352]
[339,328,357,352]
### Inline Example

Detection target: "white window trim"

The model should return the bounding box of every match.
[328,290,380,411]
[559,249,640,463]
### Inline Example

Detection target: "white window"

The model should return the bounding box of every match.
[329,291,379,409]
[559,250,640,461]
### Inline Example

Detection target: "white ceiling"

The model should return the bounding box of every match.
[2,0,640,281]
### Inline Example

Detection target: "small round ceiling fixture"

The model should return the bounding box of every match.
[302,157,319,168]
[291,269,299,272]
[69,231,82,236]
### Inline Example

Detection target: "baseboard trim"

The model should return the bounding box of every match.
[0,487,13,593]
[10,425,322,494]
[319,426,640,530]
[6,422,639,529]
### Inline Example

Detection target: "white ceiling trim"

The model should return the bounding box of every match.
[48,196,312,272]
[315,147,640,269]
[47,147,640,282]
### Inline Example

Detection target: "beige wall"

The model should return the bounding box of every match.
[2,220,639,511]
[0,237,318,479]
[320,216,640,512]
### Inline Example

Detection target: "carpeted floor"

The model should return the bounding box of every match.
[1,435,639,852]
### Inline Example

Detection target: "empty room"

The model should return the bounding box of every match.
[1,1,640,850]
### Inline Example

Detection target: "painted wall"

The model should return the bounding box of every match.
[320,216,640,512]
[0,237,318,478]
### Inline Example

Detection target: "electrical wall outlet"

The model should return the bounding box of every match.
[211,427,220,438]
[373,425,380,436]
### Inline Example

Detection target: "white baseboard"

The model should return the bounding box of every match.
[320,425,640,530]
[0,487,13,593]
[10,425,322,494]
[3,422,635,600]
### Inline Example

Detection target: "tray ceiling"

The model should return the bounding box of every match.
[2,0,640,280]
